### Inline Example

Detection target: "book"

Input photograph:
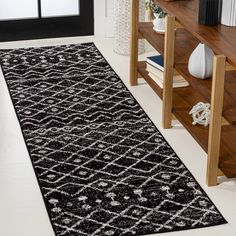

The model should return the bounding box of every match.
[146,63,188,84]
[146,55,164,71]
[146,63,182,81]
[148,72,189,88]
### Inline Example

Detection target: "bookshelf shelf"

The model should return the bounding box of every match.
[139,22,236,125]
[131,0,236,185]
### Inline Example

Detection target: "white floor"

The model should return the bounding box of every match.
[0,36,235,236]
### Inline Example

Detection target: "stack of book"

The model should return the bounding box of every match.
[146,55,189,88]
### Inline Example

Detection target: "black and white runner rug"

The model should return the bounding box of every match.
[0,43,226,236]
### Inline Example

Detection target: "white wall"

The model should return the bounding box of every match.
[105,0,115,37]
[94,0,114,38]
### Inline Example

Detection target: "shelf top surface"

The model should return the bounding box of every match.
[154,0,236,67]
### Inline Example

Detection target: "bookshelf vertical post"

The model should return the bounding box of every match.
[162,15,176,129]
[207,55,226,186]
[130,0,139,86]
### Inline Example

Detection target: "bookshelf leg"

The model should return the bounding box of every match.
[130,0,139,86]
[162,15,176,129]
[207,55,226,186]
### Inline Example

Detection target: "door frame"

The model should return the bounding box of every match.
[0,0,94,42]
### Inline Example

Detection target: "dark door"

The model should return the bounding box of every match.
[0,0,94,42]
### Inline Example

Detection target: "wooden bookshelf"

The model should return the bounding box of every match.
[139,60,236,178]
[139,22,236,124]
[130,0,236,186]
[154,0,236,68]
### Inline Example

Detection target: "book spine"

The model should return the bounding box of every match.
[146,63,164,78]
[146,59,164,72]
[148,71,189,88]
[148,72,163,88]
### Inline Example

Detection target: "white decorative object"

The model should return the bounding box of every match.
[153,15,165,33]
[188,43,214,79]
[114,0,145,55]
[221,0,236,26]
[189,102,211,127]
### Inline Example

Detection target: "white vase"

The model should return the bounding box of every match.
[114,0,145,55]
[221,0,236,26]
[153,16,165,33]
[188,43,214,79]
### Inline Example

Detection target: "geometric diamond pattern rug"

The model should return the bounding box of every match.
[0,43,226,236]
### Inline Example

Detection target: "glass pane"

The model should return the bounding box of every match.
[0,0,38,20]
[41,0,80,18]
